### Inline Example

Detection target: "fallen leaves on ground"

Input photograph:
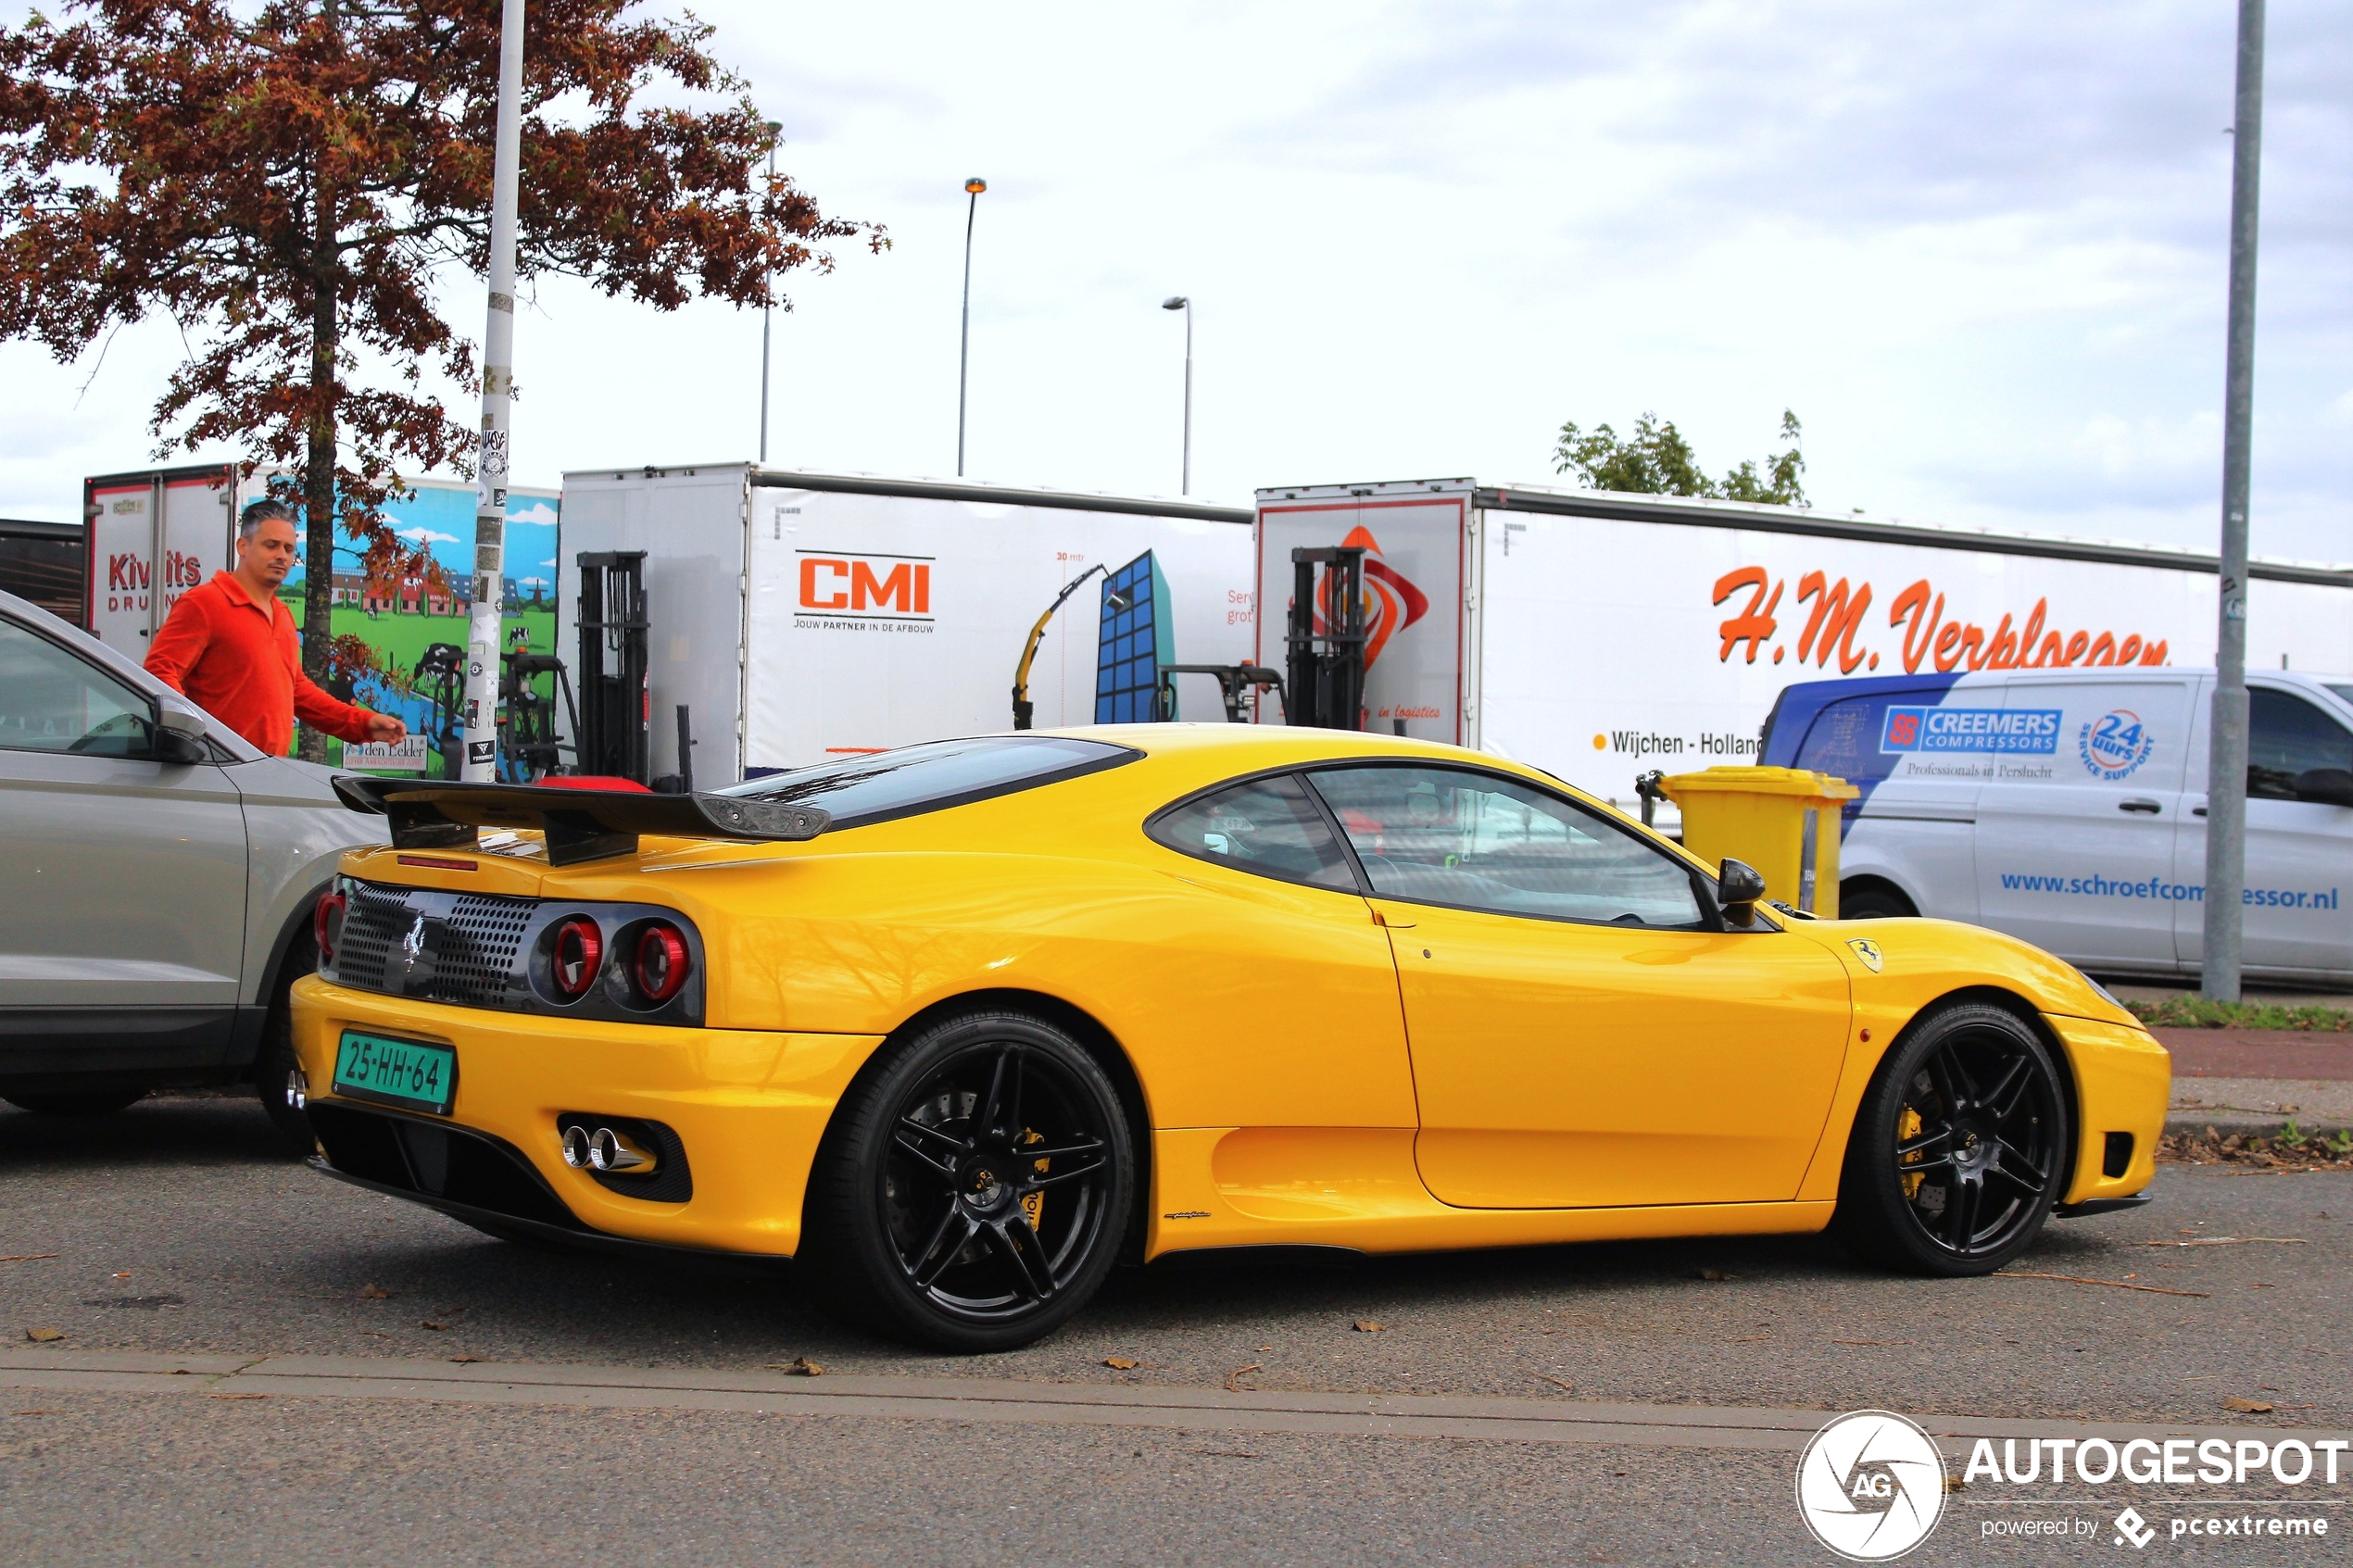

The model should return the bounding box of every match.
[2160,1129,2353,1172]
[210,1393,269,1401]
[1225,1363,1262,1391]
[22,1327,62,1343]
[1353,1320,1384,1333]
[448,1355,486,1364]
[1531,1373,1576,1394]
[1692,1268,1734,1282]
[2141,1236,2308,1248]
[0,1255,57,1263]
[768,1357,823,1376]
[1102,1357,1139,1370]
[2222,1396,2276,1414]
[419,1320,447,1331]
[358,1283,393,1299]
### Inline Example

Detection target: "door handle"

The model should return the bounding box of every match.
[2118,799,2161,815]
[2192,806,2208,818]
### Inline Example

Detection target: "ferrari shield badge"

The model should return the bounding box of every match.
[1846,937,1884,973]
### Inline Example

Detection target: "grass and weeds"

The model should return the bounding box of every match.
[2125,997,2353,1032]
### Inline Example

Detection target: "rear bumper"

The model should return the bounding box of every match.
[289,975,886,1258]
[302,1118,792,1274]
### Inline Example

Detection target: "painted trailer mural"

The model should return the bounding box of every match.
[82,467,559,776]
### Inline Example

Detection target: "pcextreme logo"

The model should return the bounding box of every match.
[796,550,934,623]
[1795,1411,1946,1561]
[1313,525,1428,669]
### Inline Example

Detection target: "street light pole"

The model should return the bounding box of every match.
[2201,0,2266,1003]
[758,120,782,466]
[1162,295,1191,495]
[459,0,526,782]
[956,178,986,477]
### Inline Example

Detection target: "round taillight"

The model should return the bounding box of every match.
[314,890,346,965]
[549,917,604,999]
[633,923,690,1004]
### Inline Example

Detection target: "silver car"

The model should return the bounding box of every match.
[0,587,384,1139]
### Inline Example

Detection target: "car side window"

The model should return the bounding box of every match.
[0,618,157,758]
[2249,688,2353,800]
[1303,765,1705,928]
[1147,773,1360,891]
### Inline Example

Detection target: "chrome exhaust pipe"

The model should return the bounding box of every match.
[587,1126,655,1174]
[286,1064,308,1110]
[561,1124,592,1169]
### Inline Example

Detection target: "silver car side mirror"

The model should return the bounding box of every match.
[153,701,211,766]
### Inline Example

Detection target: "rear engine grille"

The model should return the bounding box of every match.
[332,882,539,1008]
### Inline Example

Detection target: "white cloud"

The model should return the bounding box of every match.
[2,0,2343,561]
[396,525,460,545]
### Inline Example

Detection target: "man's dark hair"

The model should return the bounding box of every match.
[238,497,298,539]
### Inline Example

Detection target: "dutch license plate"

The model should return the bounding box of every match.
[333,1030,457,1116]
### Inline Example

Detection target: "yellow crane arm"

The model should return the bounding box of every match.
[1011,564,1110,730]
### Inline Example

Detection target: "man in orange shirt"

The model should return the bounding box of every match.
[145,499,406,758]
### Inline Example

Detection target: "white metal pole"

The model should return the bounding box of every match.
[1181,300,1192,496]
[459,0,527,783]
[759,125,780,466]
[957,178,985,477]
[2201,0,2265,1002]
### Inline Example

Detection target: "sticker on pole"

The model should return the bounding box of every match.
[1793,1410,1945,1561]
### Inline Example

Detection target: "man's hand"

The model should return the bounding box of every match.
[364,712,408,744]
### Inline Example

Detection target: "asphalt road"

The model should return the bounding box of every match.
[3,1092,2348,1566]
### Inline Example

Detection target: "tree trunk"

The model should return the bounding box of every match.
[297,189,338,763]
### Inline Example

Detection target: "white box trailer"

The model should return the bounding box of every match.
[556,465,1257,782]
[1252,479,2353,821]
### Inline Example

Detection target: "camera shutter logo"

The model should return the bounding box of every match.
[1794,1411,1945,1562]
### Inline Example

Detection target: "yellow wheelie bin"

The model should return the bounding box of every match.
[1657,766,1860,917]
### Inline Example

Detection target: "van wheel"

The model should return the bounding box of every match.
[800,1010,1133,1353]
[1839,880,1917,920]
[1832,1002,2069,1275]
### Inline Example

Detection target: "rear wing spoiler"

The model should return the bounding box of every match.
[332,778,829,866]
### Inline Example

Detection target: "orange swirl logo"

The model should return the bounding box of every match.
[1312,526,1429,669]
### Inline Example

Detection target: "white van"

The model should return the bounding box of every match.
[1759,668,2353,985]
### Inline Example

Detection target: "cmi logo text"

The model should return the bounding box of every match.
[797,550,934,621]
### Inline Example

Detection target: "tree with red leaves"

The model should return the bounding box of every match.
[0,1,876,754]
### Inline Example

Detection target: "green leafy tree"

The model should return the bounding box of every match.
[1554,409,1806,508]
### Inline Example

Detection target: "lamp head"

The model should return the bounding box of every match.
[965,177,988,194]
[1162,296,1189,310]
[764,119,784,135]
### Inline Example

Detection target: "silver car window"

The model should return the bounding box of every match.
[0,617,157,757]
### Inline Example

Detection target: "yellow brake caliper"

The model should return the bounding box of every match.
[1021,1129,1047,1231]
[1897,1107,1925,1200]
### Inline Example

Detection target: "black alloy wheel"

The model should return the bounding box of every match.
[1833,1001,2070,1275]
[801,1011,1133,1352]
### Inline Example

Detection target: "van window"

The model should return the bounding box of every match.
[1793,694,1931,783]
[2249,689,2353,800]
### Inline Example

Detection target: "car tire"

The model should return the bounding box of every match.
[1839,882,1917,921]
[3,1089,147,1117]
[1832,1001,2070,1276]
[255,955,317,1155]
[799,1010,1133,1353]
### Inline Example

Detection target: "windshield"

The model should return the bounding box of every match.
[2328,683,2353,710]
[717,735,1138,828]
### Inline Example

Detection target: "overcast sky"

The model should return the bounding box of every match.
[3,0,2346,562]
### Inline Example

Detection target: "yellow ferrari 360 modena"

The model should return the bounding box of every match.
[289,726,2168,1350]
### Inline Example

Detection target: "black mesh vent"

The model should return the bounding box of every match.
[436,896,535,1007]
[336,882,416,992]
[330,883,538,1007]
[310,1102,578,1230]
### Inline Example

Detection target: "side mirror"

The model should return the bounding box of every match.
[1718,857,1767,928]
[152,701,211,766]
[2293,768,2353,809]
